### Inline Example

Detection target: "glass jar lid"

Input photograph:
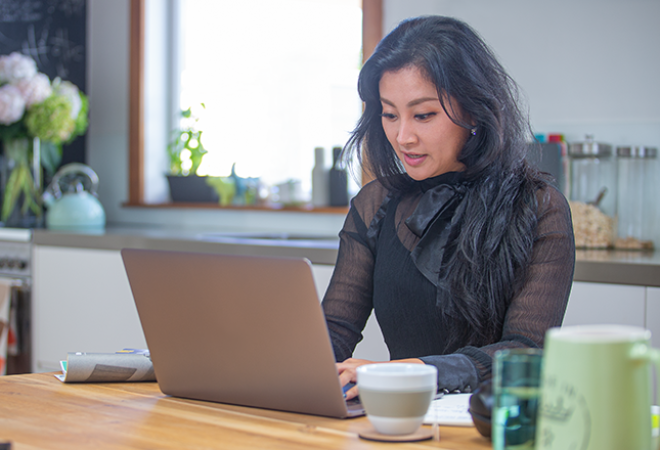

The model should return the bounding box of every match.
[616,146,657,158]
[568,134,613,158]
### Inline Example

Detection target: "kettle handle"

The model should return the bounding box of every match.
[47,163,100,199]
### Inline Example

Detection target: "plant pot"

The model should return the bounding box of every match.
[167,175,218,203]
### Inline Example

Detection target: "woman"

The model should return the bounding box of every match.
[321,16,575,400]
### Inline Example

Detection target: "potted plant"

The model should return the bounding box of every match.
[166,104,218,203]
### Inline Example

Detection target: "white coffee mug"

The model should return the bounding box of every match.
[357,363,437,435]
[536,324,660,450]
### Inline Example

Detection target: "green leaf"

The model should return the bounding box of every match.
[20,166,41,216]
[167,103,208,176]
[40,141,62,178]
[188,130,207,175]
[2,162,25,222]
[0,121,29,142]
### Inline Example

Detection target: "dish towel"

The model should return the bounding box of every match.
[0,281,11,375]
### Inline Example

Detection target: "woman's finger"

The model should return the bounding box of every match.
[344,384,360,401]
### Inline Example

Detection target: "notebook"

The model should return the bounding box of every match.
[121,248,365,418]
[423,393,474,426]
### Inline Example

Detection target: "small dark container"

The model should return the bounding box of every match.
[167,175,219,203]
[469,379,494,439]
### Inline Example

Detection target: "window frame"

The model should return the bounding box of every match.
[127,0,382,210]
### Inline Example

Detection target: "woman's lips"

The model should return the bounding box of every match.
[402,152,427,166]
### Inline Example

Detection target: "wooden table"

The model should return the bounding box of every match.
[0,372,491,449]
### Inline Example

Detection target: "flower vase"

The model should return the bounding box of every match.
[0,137,44,228]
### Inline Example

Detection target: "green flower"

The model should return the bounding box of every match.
[24,94,75,144]
[73,92,89,138]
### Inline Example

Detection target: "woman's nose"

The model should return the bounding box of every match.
[396,119,417,147]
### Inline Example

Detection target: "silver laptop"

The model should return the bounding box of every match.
[121,248,364,418]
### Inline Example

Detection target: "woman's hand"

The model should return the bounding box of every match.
[337,358,372,400]
[336,358,425,400]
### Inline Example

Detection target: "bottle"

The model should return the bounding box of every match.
[311,147,329,207]
[329,146,348,207]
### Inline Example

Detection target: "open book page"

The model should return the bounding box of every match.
[55,349,155,383]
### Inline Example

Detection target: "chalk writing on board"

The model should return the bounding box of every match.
[0,0,87,164]
[0,1,41,23]
[0,0,85,23]
[0,0,86,85]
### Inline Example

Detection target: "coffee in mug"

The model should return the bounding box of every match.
[536,324,660,450]
[357,363,437,435]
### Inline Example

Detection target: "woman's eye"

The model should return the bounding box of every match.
[380,113,397,120]
[415,112,436,121]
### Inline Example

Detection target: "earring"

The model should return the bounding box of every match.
[470,127,477,136]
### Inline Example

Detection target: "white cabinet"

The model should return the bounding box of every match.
[32,246,145,372]
[562,282,660,399]
[564,281,660,346]
[32,247,389,372]
[563,281,647,328]
[646,287,660,349]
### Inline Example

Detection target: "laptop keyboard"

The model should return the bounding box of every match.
[342,382,365,414]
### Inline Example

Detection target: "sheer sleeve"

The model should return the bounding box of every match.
[323,182,575,390]
[451,185,576,381]
[321,181,390,361]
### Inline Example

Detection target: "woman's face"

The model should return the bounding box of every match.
[379,66,469,180]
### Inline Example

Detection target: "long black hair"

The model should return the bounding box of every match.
[345,16,546,348]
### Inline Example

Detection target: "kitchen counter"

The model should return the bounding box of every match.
[32,225,341,265]
[31,226,660,287]
[573,249,660,287]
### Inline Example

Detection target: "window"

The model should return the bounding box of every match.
[128,0,383,209]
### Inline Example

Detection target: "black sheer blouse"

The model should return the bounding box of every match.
[321,172,575,392]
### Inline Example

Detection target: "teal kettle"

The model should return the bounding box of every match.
[43,163,106,231]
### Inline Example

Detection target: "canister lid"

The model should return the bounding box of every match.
[616,146,657,158]
[568,135,612,158]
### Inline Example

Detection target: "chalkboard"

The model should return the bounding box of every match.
[0,0,87,166]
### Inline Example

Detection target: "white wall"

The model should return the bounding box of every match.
[86,0,659,232]
[87,0,130,224]
[143,0,171,204]
[384,0,660,147]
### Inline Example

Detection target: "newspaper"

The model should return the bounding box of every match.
[55,349,156,383]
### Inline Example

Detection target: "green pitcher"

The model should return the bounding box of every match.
[536,324,660,450]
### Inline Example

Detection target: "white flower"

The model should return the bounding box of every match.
[15,73,52,107]
[0,84,26,125]
[0,52,38,84]
[53,78,82,119]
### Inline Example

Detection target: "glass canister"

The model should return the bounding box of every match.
[568,135,617,248]
[615,146,657,250]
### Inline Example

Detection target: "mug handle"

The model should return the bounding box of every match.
[630,344,660,450]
